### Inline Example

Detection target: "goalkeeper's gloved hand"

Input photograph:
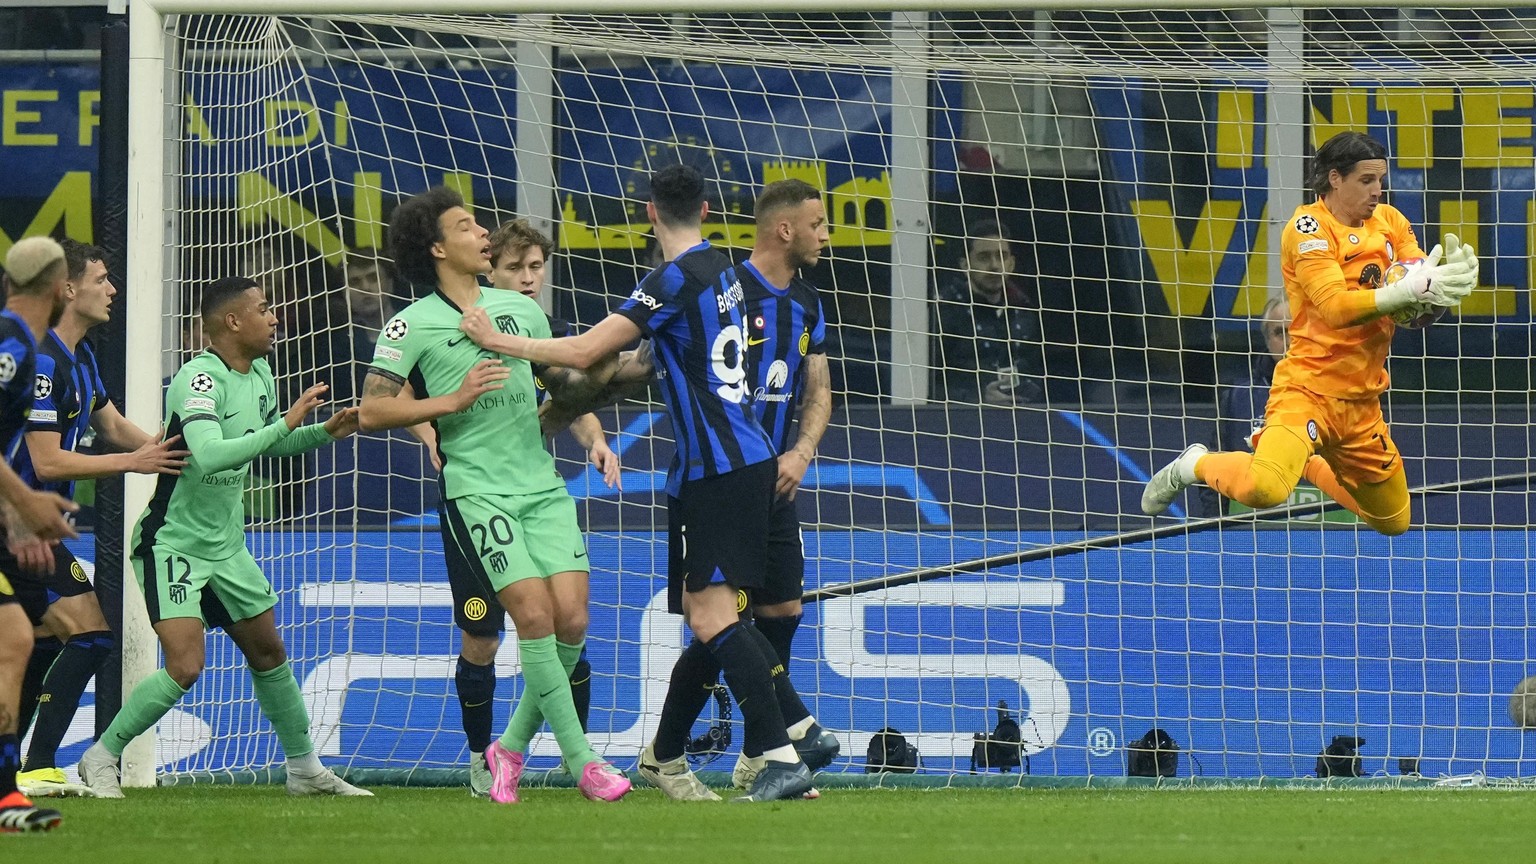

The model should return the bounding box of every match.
[1376,241,1476,313]
[1443,232,1479,290]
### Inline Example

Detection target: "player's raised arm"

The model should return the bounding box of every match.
[460,308,641,371]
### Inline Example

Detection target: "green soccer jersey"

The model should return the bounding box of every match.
[132,351,332,559]
[369,286,560,500]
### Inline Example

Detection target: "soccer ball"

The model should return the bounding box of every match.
[1383,257,1447,330]
[1509,675,1536,728]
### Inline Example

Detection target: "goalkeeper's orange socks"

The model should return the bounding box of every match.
[1196,426,1311,510]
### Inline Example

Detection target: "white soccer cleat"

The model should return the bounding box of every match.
[469,751,492,798]
[636,743,720,801]
[286,766,375,797]
[732,753,766,790]
[17,767,95,799]
[1141,443,1207,516]
[76,743,124,799]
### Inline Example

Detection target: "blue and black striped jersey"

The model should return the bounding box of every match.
[0,309,39,467]
[16,333,109,497]
[616,241,774,495]
[738,260,826,456]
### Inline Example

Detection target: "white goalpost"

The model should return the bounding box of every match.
[121,0,1536,788]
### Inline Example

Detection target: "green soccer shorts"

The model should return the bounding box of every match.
[132,544,277,628]
[440,488,589,593]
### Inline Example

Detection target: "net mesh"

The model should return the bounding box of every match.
[143,8,1536,781]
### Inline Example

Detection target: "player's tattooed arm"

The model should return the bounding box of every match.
[358,363,510,432]
[362,369,405,400]
[777,352,833,500]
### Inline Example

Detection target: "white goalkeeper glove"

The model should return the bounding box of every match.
[1443,232,1479,290]
[1376,240,1476,313]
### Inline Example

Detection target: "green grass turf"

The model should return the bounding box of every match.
[13,786,1530,863]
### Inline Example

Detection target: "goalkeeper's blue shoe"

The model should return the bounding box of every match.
[793,724,840,772]
[732,760,814,803]
[0,791,62,833]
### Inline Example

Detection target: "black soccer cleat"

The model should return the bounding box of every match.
[731,760,814,803]
[794,725,841,773]
[0,791,63,833]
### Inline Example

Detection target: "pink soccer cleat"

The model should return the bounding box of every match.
[577,760,633,802]
[484,741,525,804]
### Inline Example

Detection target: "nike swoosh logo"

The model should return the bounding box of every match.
[465,700,490,709]
[575,551,587,559]
[747,337,769,346]
[1343,252,1361,262]
[448,336,468,347]
[1381,456,1396,469]
[66,410,80,419]
[223,411,239,419]
[539,688,560,699]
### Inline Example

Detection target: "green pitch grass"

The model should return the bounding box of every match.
[18,786,1530,863]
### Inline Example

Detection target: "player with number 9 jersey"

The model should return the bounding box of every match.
[615,242,775,496]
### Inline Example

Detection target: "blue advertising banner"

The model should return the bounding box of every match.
[0,62,952,256]
[51,527,1536,779]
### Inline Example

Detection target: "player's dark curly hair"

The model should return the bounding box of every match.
[389,186,466,289]
[649,164,706,228]
[1308,132,1388,196]
[201,275,260,322]
[59,238,106,283]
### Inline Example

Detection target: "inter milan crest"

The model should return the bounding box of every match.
[1294,215,1319,234]
[383,318,409,341]
[33,374,51,400]
[190,372,216,393]
[494,314,517,335]
[0,353,16,385]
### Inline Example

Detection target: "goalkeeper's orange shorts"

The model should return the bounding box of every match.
[1258,383,1402,488]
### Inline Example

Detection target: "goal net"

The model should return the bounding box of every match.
[122,3,1536,784]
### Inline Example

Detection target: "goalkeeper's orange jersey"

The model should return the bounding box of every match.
[1271,200,1424,401]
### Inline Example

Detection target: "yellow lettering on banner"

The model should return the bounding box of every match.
[4,90,59,146]
[265,99,319,147]
[78,90,100,147]
[1131,198,1241,317]
[0,172,94,260]
[763,160,827,191]
[1310,88,1368,150]
[1529,198,1536,316]
[185,95,215,144]
[826,172,892,247]
[353,172,383,250]
[236,172,346,266]
[1439,199,1512,317]
[561,161,893,250]
[1461,87,1533,169]
[334,100,350,148]
[1215,90,1254,170]
[1230,204,1270,316]
[441,172,474,212]
[1377,87,1454,168]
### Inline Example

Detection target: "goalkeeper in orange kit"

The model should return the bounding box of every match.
[1142,131,1479,534]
